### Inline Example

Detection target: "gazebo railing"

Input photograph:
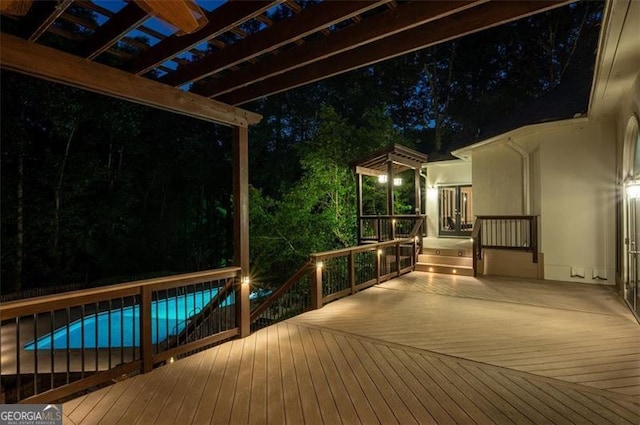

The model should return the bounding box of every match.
[359,214,426,243]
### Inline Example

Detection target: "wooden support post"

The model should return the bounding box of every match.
[233,126,250,337]
[414,168,421,214]
[348,251,355,294]
[356,173,363,243]
[395,242,401,277]
[387,160,395,241]
[311,260,323,309]
[531,216,538,263]
[140,286,153,373]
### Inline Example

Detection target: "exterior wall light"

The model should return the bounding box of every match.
[378,174,388,184]
[393,177,402,186]
[626,181,640,198]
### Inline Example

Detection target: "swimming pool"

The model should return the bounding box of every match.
[24,288,234,350]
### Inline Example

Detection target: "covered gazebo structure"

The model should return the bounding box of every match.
[352,144,428,243]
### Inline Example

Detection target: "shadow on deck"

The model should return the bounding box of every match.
[63,273,640,424]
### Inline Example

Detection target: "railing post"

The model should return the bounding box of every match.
[236,273,250,336]
[140,286,153,373]
[391,218,396,240]
[413,237,418,270]
[376,248,381,284]
[531,216,538,263]
[311,257,323,309]
[377,216,382,242]
[349,251,356,294]
[395,242,401,277]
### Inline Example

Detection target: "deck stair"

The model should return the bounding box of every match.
[416,247,474,276]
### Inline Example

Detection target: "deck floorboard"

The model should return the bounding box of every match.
[63,273,640,424]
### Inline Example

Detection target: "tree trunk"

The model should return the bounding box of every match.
[53,123,77,257]
[16,136,24,292]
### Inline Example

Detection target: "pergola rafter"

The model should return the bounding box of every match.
[215,0,571,105]
[198,0,484,98]
[82,2,149,60]
[129,0,279,76]
[0,0,573,106]
[26,0,74,42]
[161,0,388,87]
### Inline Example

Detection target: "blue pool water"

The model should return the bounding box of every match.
[25,288,235,350]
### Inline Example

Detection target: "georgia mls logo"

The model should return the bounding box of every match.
[0,404,62,425]
[42,406,58,414]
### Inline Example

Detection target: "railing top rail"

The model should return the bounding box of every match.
[0,266,241,319]
[476,215,537,220]
[360,214,427,219]
[310,238,415,260]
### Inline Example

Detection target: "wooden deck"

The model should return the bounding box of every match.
[62,272,640,424]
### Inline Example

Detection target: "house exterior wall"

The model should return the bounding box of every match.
[471,144,524,215]
[465,120,617,285]
[536,120,616,284]
[424,160,472,237]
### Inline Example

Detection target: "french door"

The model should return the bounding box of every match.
[438,185,473,237]
[625,194,640,319]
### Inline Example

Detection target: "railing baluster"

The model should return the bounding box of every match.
[16,317,21,401]
[50,310,54,390]
[65,308,70,385]
[81,305,85,379]
[94,302,99,373]
[107,300,112,370]
[119,299,124,366]
[33,313,38,395]
[165,289,170,351]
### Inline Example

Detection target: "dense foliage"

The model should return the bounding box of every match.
[0,2,602,294]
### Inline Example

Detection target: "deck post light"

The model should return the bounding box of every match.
[393,177,402,186]
[378,174,388,184]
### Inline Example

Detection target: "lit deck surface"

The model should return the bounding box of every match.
[63,273,640,424]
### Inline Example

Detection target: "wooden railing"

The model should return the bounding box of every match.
[472,216,539,273]
[250,238,418,332]
[359,214,426,243]
[0,267,242,403]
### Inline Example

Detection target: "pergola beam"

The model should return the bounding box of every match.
[0,33,261,127]
[162,0,388,87]
[199,0,484,98]
[218,0,571,105]
[130,0,279,76]
[82,2,149,60]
